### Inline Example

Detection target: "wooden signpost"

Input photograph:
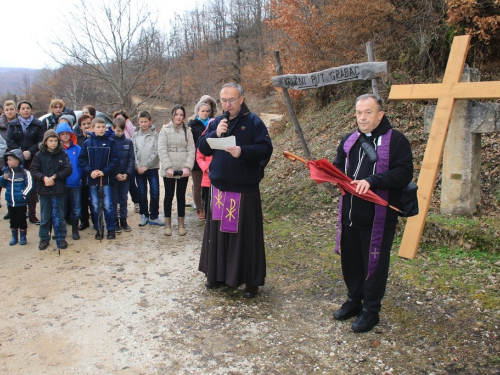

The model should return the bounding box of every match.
[389,35,500,259]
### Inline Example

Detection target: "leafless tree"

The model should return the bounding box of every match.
[48,0,171,116]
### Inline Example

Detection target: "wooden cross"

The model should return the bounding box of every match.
[388,35,500,259]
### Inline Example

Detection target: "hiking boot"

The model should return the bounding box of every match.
[78,220,90,230]
[9,229,18,246]
[59,240,68,249]
[149,217,164,226]
[138,214,149,226]
[333,299,363,320]
[95,231,103,240]
[71,219,80,240]
[39,240,49,250]
[178,217,186,236]
[29,216,40,225]
[164,217,172,236]
[120,218,131,232]
[107,230,116,239]
[19,229,27,245]
[351,309,380,333]
[114,218,122,233]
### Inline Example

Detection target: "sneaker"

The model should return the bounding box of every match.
[114,219,122,233]
[120,218,132,232]
[138,215,149,226]
[149,217,164,226]
[95,231,103,240]
[59,240,68,249]
[29,217,41,225]
[39,240,49,250]
[107,230,116,239]
[197,210,205,220]
[134,203,140,213]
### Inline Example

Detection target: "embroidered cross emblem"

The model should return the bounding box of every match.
[215,190,223,209]
[225,199,236,221]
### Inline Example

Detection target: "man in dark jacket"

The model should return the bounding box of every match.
[6,100,45,223]
[332,94,413,332]
[31,129,73,250]
[197,83,273,298]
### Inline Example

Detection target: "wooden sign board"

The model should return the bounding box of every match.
[271,62,387,90]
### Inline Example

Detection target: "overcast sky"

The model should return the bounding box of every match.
[0,0,200,70]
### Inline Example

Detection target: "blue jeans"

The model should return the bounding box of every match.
[64,187,82,220]
[89,185,115,231]
[112,179,130,219]
[136,169,160,220]
[39,195,67,241]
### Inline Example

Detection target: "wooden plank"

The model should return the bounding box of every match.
[443,36,470,83]
[271,62,387,90]
[389,82,500,100]
[399,97,455,258]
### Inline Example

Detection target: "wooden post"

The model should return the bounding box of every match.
[366,41,379,97]
[274,50,311,158]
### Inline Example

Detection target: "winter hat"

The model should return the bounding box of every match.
[58,114,75,127]
[43,129,59,143]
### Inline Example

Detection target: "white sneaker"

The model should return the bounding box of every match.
[149,217,165,226]
[138,215,149,226]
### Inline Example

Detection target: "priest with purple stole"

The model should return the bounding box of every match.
[332,94,413,332]
[197,83,273,298]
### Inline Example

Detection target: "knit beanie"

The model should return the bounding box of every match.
[43,129,59,144]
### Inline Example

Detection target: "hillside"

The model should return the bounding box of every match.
[0,67,40,96]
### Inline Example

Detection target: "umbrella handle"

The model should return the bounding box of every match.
[283,151,308,165]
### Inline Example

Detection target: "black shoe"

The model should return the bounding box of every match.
[333,299,363,320]
[351,309,380,333]
[244,285,259,298]
[59,240,68,249]
[3,212,10,220]
[107,230,116,239]
[205,281,224,289]
[114,219,122,233]
[120,218,131,232]
[29,217,40,225]
[95,231,103,240]
[39,240,49,250]
[79,221,90,230]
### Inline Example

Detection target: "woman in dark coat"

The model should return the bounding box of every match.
[6,101,45,223]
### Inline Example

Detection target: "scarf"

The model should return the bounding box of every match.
[19,115,34,134]
[197,116,210,128]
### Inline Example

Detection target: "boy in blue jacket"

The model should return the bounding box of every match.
[0,149,33,245]
[111,117,135,232]
[78,117,119,240]
[56,122,82,240]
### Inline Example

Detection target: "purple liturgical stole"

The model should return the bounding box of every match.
[335,129,392,280]
[212,186,241,233]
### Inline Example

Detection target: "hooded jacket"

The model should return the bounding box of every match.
[332,115,413,229]
[56,122,82,187]
[30,130,73,196]
[0,149,33,207]
[197,102,273,193]
[187,118,207,171]
[132,124,159,170]
[113,133,135,176]
[157,121,195,177]
[78,131,119,186]
[6,117,45,159]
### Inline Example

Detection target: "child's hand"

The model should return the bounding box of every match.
[91,170,103,179]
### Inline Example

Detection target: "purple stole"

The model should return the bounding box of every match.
[335,129,392,280]
[212,186,241,233]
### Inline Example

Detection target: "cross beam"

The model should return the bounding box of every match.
[388,35,500,259]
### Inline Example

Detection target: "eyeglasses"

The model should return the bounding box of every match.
[220,96,241,104]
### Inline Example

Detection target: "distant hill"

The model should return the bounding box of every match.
[0,67,40,96]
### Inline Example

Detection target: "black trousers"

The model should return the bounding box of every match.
[8,206,28,230]
[340,224,396,313]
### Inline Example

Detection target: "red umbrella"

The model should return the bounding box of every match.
[283,151,401,214]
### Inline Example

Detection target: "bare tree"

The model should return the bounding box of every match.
[49,0,171,116]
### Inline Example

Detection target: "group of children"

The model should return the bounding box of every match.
[1,112,145,250]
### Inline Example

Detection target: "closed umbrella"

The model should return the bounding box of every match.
[97,176,105,241]
[50,196,62,255]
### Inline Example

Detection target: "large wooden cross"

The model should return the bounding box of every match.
[389,35,500,259]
